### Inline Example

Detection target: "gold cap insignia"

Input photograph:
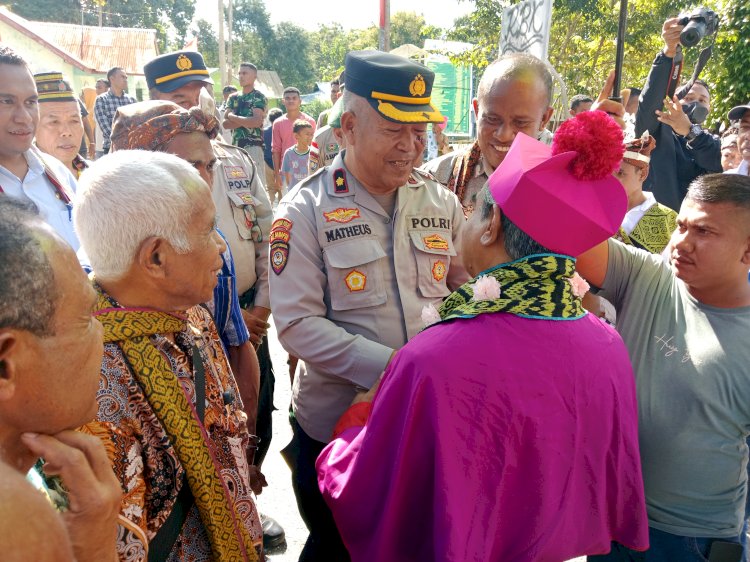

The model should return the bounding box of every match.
[176,54,193,71]
[409,74,426,97]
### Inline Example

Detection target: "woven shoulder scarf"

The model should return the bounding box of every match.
[93,289,256,562]
[447,140,482,213]
[435,254,586,324]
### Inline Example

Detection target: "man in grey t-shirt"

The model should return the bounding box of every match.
[579,173,750,562]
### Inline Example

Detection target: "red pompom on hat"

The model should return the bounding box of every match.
[487,111,627,257]
[552,110,625,180]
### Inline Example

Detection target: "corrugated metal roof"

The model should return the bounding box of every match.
[27,21,158,75]
[256,70,284,99]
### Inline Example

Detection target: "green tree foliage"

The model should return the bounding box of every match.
[302,98,331,121]
[307,23,350,81]
[11,0,195,51]
[9,0,82,23]
[447,0,740,122]
[268,22,316,91]
[703,0,750,129]
[195,19,219,67]
[306,13,444,84]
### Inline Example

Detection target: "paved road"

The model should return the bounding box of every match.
[260,319,585,562]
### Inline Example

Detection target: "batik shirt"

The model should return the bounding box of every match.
[83,300,262,561]
[226,90,267,145]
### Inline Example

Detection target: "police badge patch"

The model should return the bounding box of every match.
[270,218,293,275]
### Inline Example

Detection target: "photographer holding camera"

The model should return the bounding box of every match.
[634,13,722,211]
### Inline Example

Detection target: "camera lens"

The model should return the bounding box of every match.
[680,20,706,47]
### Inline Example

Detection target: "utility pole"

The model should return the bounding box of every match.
[218,0,227,87]
[227,0,233,83]
[379,0,391,52]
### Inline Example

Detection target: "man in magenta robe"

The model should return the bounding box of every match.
[316,111,650,562]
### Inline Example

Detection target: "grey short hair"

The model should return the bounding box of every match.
[74,150,208,279]
[477,53,554,107]
[0,197,57,336]
[479,186,551,260]
[341,90,370,114]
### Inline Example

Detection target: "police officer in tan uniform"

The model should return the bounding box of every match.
[143,50,286,550]
[308,96,344,175]
[269,50,469,562]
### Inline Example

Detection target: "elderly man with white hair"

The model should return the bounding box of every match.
[74,150,262,561]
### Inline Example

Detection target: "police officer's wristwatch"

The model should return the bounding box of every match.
[685,124,703,142]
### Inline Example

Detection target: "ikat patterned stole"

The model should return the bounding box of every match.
[94,290,257,562]
[436,254,586,323]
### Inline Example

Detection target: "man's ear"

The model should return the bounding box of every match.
[639,167,649,183]
[340,111,357,146]
[541,106,554,129]
[137,236,168,279]
[0,332,20,401]
[472,98,479,119]
[741,232,750,267]
[480,204,503,247]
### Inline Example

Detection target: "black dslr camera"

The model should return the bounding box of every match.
[677,7,719,48]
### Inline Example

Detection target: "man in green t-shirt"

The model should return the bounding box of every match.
[579,173,750,562]
[224,62,267,170]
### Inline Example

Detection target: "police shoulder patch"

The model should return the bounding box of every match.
[270,218,293,275]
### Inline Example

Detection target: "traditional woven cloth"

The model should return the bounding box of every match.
[94,290,257,562]
[447,140,482,216]
[616,203,677,254]
[110,101,219,153]
[434,254,585,324]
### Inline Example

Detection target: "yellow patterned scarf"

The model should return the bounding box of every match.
[436,254,585,324]
[93,289,257,562]
[616,202,677,254]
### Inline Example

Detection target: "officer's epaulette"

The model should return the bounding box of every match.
[212,140,256,167]
[412,167,439,183]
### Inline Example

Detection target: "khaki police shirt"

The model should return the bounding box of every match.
[269,151,469,442]
[421,148,493,212]
[308,125,340,175]
[212,140,273,307]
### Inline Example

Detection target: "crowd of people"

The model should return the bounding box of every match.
[1,12,749,562]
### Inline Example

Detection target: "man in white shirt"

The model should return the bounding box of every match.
[0,45,79,250]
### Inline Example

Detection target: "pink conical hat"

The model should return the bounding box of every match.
[488,111,627,256]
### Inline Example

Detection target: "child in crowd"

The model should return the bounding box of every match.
[281,119,313,193]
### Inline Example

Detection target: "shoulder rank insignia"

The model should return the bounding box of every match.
[323,207,360,224]
[333,168,349,194]
[224,165,248,179]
